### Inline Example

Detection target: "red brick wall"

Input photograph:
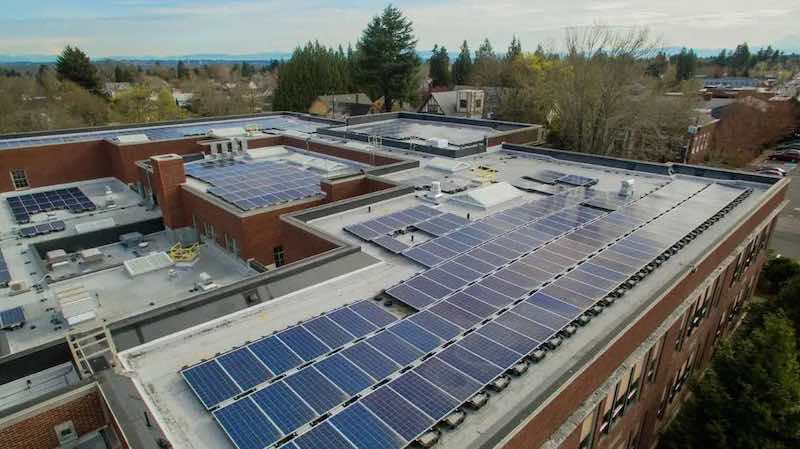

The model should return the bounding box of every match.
[0,141,110,192]
[151,155,188,229]
[321,176,395,203]
[488,126,544,147]
[685,122,718,164]
[502,184,787,449]
[283,136,403,166]
[107,138,205,184]
[280,218,339,264]
[0,389,107,449]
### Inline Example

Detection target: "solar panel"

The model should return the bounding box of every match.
[327,307,377,338]
[361,386,434,441]
[0,306,25,329]
[186,159,324,211]
[6,187,95,224]
[251,383,315,433]
[277,326,330,362]
[217,348,273,391]
[345,205,444,242]
[214,398,282,449]
[0,249,11,286]
[557,174,598,186]
[185,179,752,446]
[293,422,356,449]
[304,316,356,348]
[330,403,404,449]
[248,337,303,375]
[182,361,242,409]
[370,236,409,254]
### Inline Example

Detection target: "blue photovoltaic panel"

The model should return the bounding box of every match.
[362,387,434,441]
[408,311,462,340]
[6,187,95,224]
[214,398,283,449]
[495,312,554,342]
[385,283,436,309]
[477,322,540,355]
[365,332,422,366]
[251,383,315,434]
[293,422,356,449]
[414,357,481,401]
[217,348,272,391]
[304,316,356,349]
[277,326,330,361]
[315,353,375,395]
[182,361,241,409]
[371,236,409,254]
[185,159,324,211]
[429,302,481,329]
[349,301,397,328]
[387,371,459,420]
[341,342,399,381]
[327,308,377,338]
[330,403,404,449]
[459,333,523,368]
[248,336,303,375]
[285,367,347,413]
[388,320,441,353]
[437,344,503,384]
[0,306,25,329]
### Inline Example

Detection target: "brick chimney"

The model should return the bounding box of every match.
[150,154,188,229]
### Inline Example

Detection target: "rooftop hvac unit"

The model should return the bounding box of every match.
[8,280,29,295]
[620,179,635,197]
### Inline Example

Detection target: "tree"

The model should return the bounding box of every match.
[471,38,502,86]
[760,256,800,295]
[55,46,102,95]
[674,48,697,82]
[452,41,473,86]
[645,52,668,78]
[272,41,351,112]
[355,5,421,112]
[661,311,800,449]
[429,45,451,88]
[113,85,184,123]
[114,65,134,83]
[730,43,753,76]
[240,61,254,78]
[506,36,522,61]
[177,61,190,79]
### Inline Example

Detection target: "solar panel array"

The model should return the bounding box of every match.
[185,160,324,211]
[343,119,495,146]
[0,306,25,329]
[19,220,66,238]
[6,187,95,224]
[0,116,326,150]
[184,179,752,449]
[343,205,442,241]
[0,249,10,286]
[413,213,470,237]
[182,300,399,410]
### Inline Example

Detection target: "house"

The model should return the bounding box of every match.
[308,93,373,118]
[172,90,195,108]
[418,89,485,118]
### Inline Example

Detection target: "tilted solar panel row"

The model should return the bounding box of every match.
[7,187,95,224]
[253,182,750,449]
[181,300,398,410]
[0,306,25,330]
[0,249,11,286]
[197,180,726,449]
[19,220,66,238]
[343,205,442,241]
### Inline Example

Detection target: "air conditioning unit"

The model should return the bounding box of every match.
[9,280,29,295]
[54,421,77,445]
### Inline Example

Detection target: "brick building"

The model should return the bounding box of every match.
[0,111,786,449]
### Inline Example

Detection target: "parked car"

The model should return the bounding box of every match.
[756,168,787,177]
[769,149,800,162]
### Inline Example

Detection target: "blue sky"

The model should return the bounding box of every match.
[1,0,798,56]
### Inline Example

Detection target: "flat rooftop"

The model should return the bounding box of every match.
[0,177,257,356]
[183,145,364,213]
[334,118,499,147]
[118,146,777,449]
[0,114,335,150]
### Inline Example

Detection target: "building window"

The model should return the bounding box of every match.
[459,99,468,109]
[226,234,240,257]
[475,99,483,109]
[675,313,688,351]
[598,388,615,435]
[10,169,29,190]
[273,246,285,267]
[578,411,596,449]
[204,223,215,242]
[627,362,642,405]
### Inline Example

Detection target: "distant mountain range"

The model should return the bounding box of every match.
[1,42,798,64]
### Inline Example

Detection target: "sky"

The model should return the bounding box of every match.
[1,0,799,57]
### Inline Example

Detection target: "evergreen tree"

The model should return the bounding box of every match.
[55,46,102,95]
[674,48,698,82]
[471,38,502,86]
[452,41,473,86]
[114,65,133,83]
[429,45,451,88]
[272,41,351,112]
[177,61,190,79]
[240,61,254,78]
[355,5,421,112]
[731,43,752,76]
[506,36,522,61]
[662,311,800,449]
